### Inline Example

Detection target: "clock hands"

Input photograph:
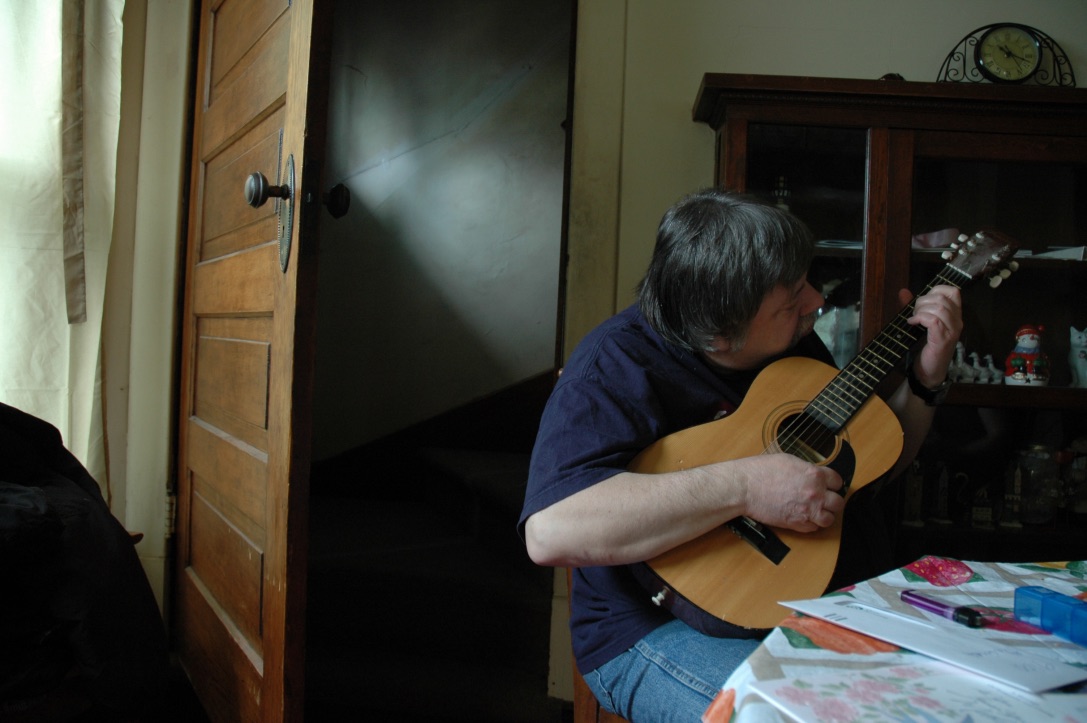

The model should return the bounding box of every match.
[998,44,1031,64]
[1000,46,1026,72]
[993,42,1037,75]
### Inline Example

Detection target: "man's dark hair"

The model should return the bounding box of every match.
[638,188,816,353]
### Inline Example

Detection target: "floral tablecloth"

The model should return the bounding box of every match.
[702,558,1087,722]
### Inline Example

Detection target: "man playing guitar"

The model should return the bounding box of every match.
[519,189,964,722]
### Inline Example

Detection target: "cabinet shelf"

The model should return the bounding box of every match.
[813,247,861,260]
[946,383,1087,409]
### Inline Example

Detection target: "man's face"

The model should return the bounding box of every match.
[706,278,824,371]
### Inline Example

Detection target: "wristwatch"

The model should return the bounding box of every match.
[905,355,952,406]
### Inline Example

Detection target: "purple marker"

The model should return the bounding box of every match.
[900,590,984,628]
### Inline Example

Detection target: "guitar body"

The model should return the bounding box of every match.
[629,355,903,632]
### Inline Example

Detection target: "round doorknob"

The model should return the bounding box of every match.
[244,172,290,208]
[323,183,350,219]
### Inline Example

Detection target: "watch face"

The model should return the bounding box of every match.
[975,25,1041,83]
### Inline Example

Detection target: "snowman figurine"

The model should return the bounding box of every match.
[1004,324,1050,386]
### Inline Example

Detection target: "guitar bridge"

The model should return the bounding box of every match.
[726,516,789,565]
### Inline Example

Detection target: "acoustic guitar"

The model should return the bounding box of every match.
[628,230,1020,634]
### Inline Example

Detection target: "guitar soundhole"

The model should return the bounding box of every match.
[775,412,837,464]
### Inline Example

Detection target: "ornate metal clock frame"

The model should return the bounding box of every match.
[937,23,1076,88]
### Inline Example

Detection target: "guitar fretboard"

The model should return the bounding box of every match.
[806,264,971,434]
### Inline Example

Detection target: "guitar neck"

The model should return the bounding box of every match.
[806,263,972,433]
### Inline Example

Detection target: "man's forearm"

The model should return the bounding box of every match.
[524,467,748,568]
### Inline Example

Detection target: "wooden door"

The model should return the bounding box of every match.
[174,1,331,720]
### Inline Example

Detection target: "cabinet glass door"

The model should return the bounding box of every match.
[910,155,1087,392]
[745,123,868,368]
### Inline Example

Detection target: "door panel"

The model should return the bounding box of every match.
[209,1,290,94]
[192,328,271,445]
[175,1,330,721]
[202,110,285,257]
[203,11,290,148]
[189,487,264,644]
[192,246,278,317]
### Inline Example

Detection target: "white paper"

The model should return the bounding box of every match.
[782,596,1087,693]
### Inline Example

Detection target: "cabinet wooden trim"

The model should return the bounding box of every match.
[694,74,1087,137]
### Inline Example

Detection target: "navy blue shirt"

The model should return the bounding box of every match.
[519,304,833,673]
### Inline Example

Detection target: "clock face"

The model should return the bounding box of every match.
[975,25,1041,83]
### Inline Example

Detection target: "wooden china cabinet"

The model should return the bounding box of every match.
[693,73,1087,563]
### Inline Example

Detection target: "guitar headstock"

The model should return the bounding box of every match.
[941,229,1021,288]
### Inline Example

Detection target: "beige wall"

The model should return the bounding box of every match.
[565,0,1087,353]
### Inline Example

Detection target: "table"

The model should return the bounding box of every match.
[702,557,1087,722]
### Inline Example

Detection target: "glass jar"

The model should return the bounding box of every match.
[1019,445,1060,525]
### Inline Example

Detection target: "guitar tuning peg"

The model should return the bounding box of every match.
[989,275,1002,288]
[966,238,978,249]
[1009,260,1020,271]
[941,250,954,260]
[958,233,970,242]
[999,268,1012,279]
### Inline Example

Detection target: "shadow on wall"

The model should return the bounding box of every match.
[311,0,573,459]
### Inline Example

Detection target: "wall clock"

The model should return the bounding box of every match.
[937,23,1075,87]
[975,25,1040,83]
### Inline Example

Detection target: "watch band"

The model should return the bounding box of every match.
[905,351,952,406]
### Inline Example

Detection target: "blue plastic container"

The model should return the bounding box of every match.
[1014,585,1087,645]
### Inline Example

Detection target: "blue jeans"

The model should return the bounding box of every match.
[583,620,762,722]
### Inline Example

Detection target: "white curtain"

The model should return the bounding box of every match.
[0,0,125,491]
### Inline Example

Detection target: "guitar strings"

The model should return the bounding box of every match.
[764,267,965,469]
